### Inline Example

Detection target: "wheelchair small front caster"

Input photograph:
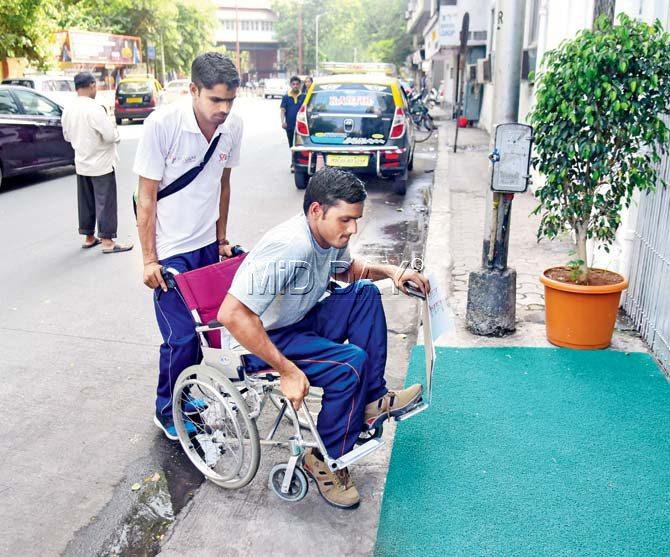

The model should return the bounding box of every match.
[268,463,308,502]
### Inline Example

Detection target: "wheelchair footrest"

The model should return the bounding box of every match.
[395,402,429,422]
[329,438,385,471]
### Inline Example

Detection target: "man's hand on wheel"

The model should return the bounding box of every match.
[144,262,167,292]
[219,241,234,259]
[280,363,310,410]
[394,267,431,297]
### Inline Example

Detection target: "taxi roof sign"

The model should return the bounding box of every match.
[320,62,397,77]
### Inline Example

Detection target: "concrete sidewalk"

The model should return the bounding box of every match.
[423,120,646,352]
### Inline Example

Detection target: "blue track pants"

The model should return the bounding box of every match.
[153,242,219,419]
[245,280,389,458]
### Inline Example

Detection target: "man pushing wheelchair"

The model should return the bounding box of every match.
[218,167,430,508]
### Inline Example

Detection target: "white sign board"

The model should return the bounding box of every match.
[491,123,533,193]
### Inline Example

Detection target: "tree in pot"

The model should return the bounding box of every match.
[529,14,670,348]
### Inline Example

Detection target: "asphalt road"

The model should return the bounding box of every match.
[0,96,437,556]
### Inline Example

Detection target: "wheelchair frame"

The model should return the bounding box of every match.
[165,264,432,502]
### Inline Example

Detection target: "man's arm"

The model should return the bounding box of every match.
[90,106,120,144]
[217,294,309,410]
[334,259,430,296]
[217,167,233,258]
[280,97,287,128]
[136,176,167,291]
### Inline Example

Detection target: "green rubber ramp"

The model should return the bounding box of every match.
[375,347,670,557]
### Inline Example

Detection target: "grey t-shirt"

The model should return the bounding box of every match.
[228,214,352,330]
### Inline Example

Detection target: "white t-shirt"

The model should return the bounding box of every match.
[133,100,242,260]
[62,96,119,176]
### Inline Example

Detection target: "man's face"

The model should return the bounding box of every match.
[312,200,364,249]
[290,80,301,94]
[191,83,237,127]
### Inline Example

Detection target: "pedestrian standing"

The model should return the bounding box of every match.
[302,75,313,94]
[280,76,305,172]
[61,72,133,253]
[133,53,243,440]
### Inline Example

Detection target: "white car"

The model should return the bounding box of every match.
[159,79,191,106]
[263,78,288,99]
[1,75,77,107]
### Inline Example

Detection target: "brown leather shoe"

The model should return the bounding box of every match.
[363,384,423,431]
[303,449,360,509]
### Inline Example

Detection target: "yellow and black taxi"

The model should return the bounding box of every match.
[291,73,415,195]
[114,76,163,125]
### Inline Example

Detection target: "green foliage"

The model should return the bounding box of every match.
[529,13,670,282]
[1,0,215,74]
[272,0,411,74]
[0,0,57,67]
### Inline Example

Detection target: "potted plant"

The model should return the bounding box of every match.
[529,14,670,349]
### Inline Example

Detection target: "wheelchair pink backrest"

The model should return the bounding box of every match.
[174,253,248,349]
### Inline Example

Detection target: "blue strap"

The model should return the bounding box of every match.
[156,133,222,201]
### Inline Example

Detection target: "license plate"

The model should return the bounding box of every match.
[326,154,369,168]
[127,97,142,103]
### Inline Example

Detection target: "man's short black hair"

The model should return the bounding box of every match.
[303,168,367,215]
[74,72,96,90]
[191,52,240,90]
[290,75,301,84]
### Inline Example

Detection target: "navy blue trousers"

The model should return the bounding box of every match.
[153,242,219,419]
[245,280,389,458]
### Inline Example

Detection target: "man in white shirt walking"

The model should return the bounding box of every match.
[133,53,243,440]
[61,72,133,253]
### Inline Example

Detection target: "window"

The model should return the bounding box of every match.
[0,90,20,114]
[13,89,61,116]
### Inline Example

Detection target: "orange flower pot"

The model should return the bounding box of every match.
[539,268,628,350]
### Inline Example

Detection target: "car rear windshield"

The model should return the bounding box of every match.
[308,84,395,115]
[118,81,152,94]
[43,80,74,92]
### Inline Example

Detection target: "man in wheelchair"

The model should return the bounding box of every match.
[218,167,429,509]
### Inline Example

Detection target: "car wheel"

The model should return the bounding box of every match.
[295,171,309,190]
[393,177,407,196]
[116,117,122,125]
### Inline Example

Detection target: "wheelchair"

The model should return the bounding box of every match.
[163,248,430,502]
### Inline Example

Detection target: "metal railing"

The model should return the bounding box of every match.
[624,151,670,375]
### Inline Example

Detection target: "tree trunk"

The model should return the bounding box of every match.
[575,222,589,284]
[593,0,615,26]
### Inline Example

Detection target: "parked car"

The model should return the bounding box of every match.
[263,78,289,99]
[291,74,415,194]
[0,85,74,189]
[1,75,77,107]
[159,79,191,106]
[114,76,163,124]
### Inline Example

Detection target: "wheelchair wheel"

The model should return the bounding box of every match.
[269,389,322,430]
[173,365,260,489]
[268,463,308,502]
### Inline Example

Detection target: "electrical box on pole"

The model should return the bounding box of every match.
[490,123,533,193]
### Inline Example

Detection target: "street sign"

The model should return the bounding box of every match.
[490,123,533,193]
[147,45,156,61]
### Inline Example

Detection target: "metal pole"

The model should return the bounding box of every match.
[483,0,526,269]
[298,4,303,74]
[315,14,323,76]
[159,33,166,85]
[235,0,241,74]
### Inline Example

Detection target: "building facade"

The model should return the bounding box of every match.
[214,0,282,82]
[406,0,490,119]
